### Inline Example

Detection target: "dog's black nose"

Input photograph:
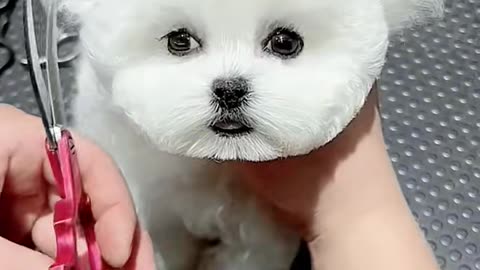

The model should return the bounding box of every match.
[212,77,249,110]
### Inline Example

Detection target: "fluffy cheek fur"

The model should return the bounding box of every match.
[112,49,386,161]
[106,5,389,161]
[63,0,442,162]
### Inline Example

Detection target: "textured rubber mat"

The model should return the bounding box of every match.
[0,1,479,269]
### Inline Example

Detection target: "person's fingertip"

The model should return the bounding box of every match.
[0,238,53,269]
[31,213,56,257]
[124,229,156,270]
[95,203,137,267]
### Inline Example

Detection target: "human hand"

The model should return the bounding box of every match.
[233,86,388,239]
[0,105,155,269]
[233,86,439,270]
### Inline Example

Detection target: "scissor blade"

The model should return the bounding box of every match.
[23,0,56,147]
[46,0,66,126]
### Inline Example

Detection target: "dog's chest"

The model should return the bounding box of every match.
[130,161,300,270]
[133,160,259,241]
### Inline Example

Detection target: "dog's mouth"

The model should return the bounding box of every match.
[210,118,253,137]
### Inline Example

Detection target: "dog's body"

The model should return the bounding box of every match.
[74,85,299,269]
[59,0,443,268]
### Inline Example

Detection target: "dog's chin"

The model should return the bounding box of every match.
[156,119,340,163]
[188,115,276,162]
[166,131,283,163]
[156,127,330,163]
[203,133,277,163]
[175,132,307,163]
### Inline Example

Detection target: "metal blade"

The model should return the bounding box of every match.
[23,0,56,148]
[45,0,66,126]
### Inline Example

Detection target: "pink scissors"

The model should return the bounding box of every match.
[23,0,102,269]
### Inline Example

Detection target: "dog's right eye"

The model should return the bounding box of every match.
[163,28,201,57]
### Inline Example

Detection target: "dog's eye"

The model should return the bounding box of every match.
[263,28,303,59]
[165,28,201,56]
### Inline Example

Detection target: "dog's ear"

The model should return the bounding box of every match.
[59,0,97,14]
[39,0,97,23]
[38,0,98,32]
[381,0,444,33]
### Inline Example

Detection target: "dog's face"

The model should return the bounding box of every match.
[68,0,442,161]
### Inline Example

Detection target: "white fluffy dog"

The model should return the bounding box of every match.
[55,0,442,269]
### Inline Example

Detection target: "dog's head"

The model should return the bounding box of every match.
[64,0,442,161]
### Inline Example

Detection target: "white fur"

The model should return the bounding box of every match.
[58,0,443,269]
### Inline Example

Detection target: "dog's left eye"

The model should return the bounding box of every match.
[164,28,201,56]
[263,28,303,59]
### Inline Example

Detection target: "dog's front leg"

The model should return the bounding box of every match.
[142,209,202,270]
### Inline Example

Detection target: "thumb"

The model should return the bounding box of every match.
[0,237,53,269]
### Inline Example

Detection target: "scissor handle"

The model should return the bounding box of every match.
[46,129,102,270]
[80,196,102,269]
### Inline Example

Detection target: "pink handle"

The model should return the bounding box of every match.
[80,196,102,269]
[47,130,102,270]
